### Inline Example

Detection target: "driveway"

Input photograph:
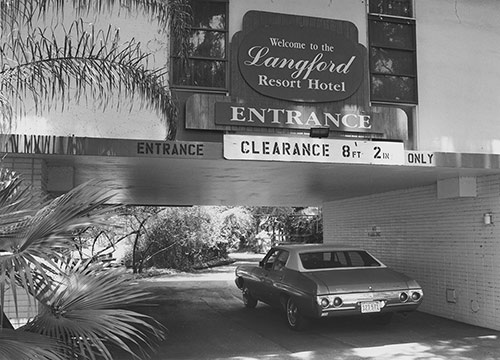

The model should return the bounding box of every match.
[120,253,500,360]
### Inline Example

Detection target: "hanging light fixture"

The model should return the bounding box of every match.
[309,126,330,138]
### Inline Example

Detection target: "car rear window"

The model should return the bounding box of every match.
[299,250,381,269]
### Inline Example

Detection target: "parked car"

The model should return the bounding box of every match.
[235,243,423,330]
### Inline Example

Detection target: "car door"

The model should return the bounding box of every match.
[261,250,290,306]
[242,248,274,301]
[250,248,280,303]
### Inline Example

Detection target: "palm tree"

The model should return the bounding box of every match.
[0,0,192,358]
[0,168,166,359]
[0,0,192,139]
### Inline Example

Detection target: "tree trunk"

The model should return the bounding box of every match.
[132,231,140,274]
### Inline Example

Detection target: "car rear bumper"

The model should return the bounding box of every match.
[313,289,423,318]
[316,301,421,318]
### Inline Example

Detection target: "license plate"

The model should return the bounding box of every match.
[361,301,381,313]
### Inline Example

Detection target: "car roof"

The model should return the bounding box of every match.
[271,243,385,271]
[272,243,364,253]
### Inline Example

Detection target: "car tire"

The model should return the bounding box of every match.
[242,288,258,308]
[286,297,308,331]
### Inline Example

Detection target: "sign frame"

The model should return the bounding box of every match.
[224,134,405,165]
[237,24,364,103]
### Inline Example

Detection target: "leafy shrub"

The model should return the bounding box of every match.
[124,205,321,272]
[139,206,243,271]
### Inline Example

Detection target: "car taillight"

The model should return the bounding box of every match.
[411,291,421,301]
[399,292,409,302]
[333,297,343,307]
[320,298,330,308]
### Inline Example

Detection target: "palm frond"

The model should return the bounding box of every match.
[0,179,117,326]
[24,260,165,360]
[0,167,38,308]
[0,168,39,238]
[1,0,191,30]
[1,18,180,138]
[0,0,37,31]
[22,180,116,251]
[0,179,115,257]
[164,0,193,59]
[0,328,68,360]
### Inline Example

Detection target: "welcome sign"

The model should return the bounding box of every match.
[186,12,409,143]
[238,25,364,103]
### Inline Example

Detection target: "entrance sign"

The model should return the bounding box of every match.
[238,25,364,102]
[0,134,220,159]
[215,102,372,132]
[224,135,405,165]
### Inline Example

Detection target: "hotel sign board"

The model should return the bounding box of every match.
[224,135,405,165]
[184,11,409,144]
[238,25,364,103]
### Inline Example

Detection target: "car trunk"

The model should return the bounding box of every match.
[304,268,410,294]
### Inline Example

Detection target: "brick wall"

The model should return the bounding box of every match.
[323,174,500,330]
[1,156,47,195]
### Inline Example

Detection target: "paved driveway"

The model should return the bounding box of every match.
[120,254,500,360]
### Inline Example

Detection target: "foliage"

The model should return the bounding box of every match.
[0,178,116,318]
[0,0,194,357]
[0,0,192,139]
[279,207,323,243]
[219,207,254,251]
[73,222,121,261]
[123,206,251,271]
[120,206,164,274]
[242,207,323,251]
[72,206,163,273]
[137,206,226,271]
[23,260,165,359]
[0,168,165,359]
[123,205,321,272]
[0,329,67,360]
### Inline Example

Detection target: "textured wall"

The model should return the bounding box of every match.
[323,174,500,330]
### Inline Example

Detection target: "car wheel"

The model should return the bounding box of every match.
[242,288,258,308]
[286,297,308,331]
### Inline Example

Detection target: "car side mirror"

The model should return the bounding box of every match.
[259,260,264,267]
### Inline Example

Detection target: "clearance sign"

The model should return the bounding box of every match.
[224,135,405,165]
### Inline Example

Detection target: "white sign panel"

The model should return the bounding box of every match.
[405,151,436,166]
[224,135,405,165]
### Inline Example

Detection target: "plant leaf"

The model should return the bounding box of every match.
[24,261,165,360]
[0,328,68,360]
[1,0,192,139]
[0,176,117,327]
